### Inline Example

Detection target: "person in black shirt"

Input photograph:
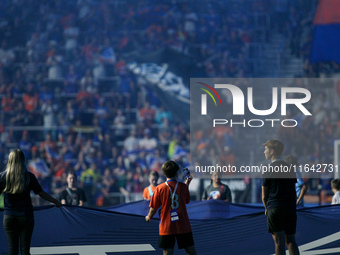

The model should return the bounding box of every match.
[202,171,232,202]
[60,172,87,206]
[0,149,62,255]
[262,140,299,255]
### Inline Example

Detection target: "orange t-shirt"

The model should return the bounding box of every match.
[143,185,157,200]
[149,181,192,235]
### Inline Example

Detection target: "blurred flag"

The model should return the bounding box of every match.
[28,158,50,178]
[45,144,59,160]
[311,0,340,64]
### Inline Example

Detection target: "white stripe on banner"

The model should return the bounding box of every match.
[271,231,340,255]
[31,244,155,255]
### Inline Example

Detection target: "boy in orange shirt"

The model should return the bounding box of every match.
[143,171,159,200]
[145,161,197,255]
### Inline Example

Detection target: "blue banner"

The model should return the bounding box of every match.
[1,201,340,254]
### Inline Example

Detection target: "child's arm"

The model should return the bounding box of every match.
[145,207,157,222]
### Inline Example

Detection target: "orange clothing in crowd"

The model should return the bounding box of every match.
[23,94,38,112]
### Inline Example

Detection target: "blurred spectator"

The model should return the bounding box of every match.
[116,55,127,76]
[24,56,38,83]
[63,20,79,60]
[312,92,330,126]
[9,101,26,126]
[76,83,92,105]
[63,100,77,126]
[39,85,54,104]
[64,64,79,94]
[100,37,116,77]
[139,101,155,124]
[73,151,89,177]
[158,118,172,143]
[1,89,16,121]
[139,128,157,153]
[39,132,58,164]
[113,109,126,139]
[0,142,4,170]
[18,131,34,160]
[93,150,109,174]
[0,40,15,68]
[123,129,139,163]
[60,134,77,161]
[155,105,173,125]
[52,158,69,198]
[182,5,198,36]
[331,179,340,205]
[83,138,96,163]
[82,37,98,64]
[46,44,63,79]
[80,68,96,92]
[126,79,142,109]
[41,99,58,139]
[285,155,308,206]
[94,97,110,131]
[80,162,102,207]
[60,172,87,206]
[202,172,232,202]
[11,68,25,95]
[100,132,116,159]
[99,167,120,206]
[0,126,15,145]
[92,53,106,84]
[147,149,165,172]
[22,83,39,125]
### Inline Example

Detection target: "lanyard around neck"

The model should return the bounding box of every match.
[148,185,154,197]
[165,181,179,209]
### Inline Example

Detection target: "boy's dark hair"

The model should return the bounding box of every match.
[331,179,340,191]
[149,170,159,179]
[263,139,284,157]
[162,161,179,178]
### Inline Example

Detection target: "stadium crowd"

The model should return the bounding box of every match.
[0,0,338,206]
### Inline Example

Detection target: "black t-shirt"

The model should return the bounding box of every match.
[202,183,232,202]
[59,187,87,205]
[0,171,43,217]
[262,160,297,210]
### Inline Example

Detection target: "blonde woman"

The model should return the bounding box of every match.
[0,149,62,255]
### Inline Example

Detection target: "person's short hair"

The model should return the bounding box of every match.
[263,139,284,156]
[162,160,179,178]
[149,170,159,179]
[331,179,340,191]
[285,155,298,166]
[67,171,77,180]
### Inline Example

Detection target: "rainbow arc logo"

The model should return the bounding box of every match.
[198,82,222,115]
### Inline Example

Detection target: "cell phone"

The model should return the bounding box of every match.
[183,168,190,179]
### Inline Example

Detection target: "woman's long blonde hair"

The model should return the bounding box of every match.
[4,149,30,194]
